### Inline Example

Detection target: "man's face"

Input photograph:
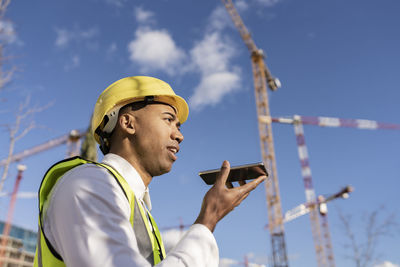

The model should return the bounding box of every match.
[130,103,183,177]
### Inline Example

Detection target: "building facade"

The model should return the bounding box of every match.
[0,222,37,267]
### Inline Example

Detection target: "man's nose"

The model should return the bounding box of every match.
[173,128,184,144]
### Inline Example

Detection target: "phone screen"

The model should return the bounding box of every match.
[199,162,268,185]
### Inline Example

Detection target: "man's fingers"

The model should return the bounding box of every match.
[238,175,267,195]
[215,160,230,186]
[238,192,250,203]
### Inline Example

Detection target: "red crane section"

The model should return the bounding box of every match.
[0,165,27,265]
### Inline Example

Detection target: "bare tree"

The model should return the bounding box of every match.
[0,0,15,92]
[0,0,11,16]
[0,95,51,192]
[337,207,399,267]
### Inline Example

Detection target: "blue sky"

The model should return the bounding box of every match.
[0,0,399,266]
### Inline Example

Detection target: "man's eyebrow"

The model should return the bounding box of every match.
[163,111,177,120]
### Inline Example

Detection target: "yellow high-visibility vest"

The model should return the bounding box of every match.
[34,156,166,267]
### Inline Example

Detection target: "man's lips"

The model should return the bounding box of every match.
[167,146,179,161]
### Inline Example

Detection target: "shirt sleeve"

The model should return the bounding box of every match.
[157,224,219,267]
[43,164,219,267]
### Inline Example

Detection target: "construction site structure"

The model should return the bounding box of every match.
[221,1,287,266]
[263,185,352,267]
[0,165,27,266]
[66,129,82,158]
[0,221,37,267]
[266,114,400,266]
[0,129,85,266]
[0,129,84,167]
[292,116,334,267]
[282,185,353,267]
[269,115,400,130]
[0,235,34,267]
[283,186,353,224]
[243,254,267,267]
[160,218,190,233]
[0,192,36,199]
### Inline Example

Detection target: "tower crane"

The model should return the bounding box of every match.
[0,130,85,262]
[283,186,353,223]
[221,1,287,266]
[0,164,27,265]
[269,115,400,130]
[264,185,353,267]
[292,116,334,267]
[160,218,191,233]
[243,254,267,267]
[0,191,37,198]
[266,114,400,267]
[0,129,85,167]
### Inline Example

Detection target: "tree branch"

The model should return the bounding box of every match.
[337,206,398,267]
[0,95,51,192]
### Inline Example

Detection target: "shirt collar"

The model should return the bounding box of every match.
[101,153,152,210]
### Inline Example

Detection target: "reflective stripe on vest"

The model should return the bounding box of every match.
[33,156,166,267]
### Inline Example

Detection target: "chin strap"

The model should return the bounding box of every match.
[95,127,111,155]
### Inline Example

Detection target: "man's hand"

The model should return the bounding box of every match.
[195,160,267,232]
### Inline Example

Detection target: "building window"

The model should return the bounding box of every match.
[24,254,34,262]
[9,251,21,259]
[11,241,21,249]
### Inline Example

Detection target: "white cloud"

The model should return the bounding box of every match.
[126,5,242,110]
[219,254,267,267]
[107,42,117,54]
[55,26,99,48]
[208,6,232,32]
[55,29,69,47]
[64,55,80,71]
[104,0,126,7]
[255,0,283,7]
[0,20,19,44]
[189,32,241,110]
[134,7,155,24]
[307,32,316,39]
[235,0,249,11]
[189,71,240,109]
[161,229,186,253]
[374,261,400,267]
[127,27,185,75]
[249,263,267,267]
[186,4,243,110]
[190,32,235,75]
[219,258,239,267]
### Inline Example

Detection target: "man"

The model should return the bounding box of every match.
[34,76,266,267]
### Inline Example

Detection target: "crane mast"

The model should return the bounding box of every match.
[270,112,400,267]
[0,165,26,266]
[293,116,334,267]
[221,1,287,266]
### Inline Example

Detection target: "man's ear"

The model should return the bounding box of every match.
[118,113,135,135]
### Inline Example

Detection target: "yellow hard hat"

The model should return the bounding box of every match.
[91,76,189,145]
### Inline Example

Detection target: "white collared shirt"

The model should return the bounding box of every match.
[43,153,219,267]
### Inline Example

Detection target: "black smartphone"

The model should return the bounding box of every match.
[199,162,268,185]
